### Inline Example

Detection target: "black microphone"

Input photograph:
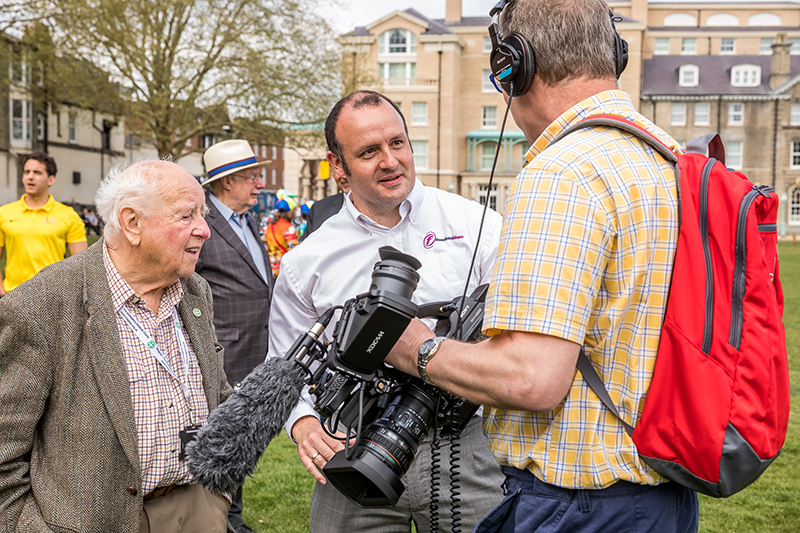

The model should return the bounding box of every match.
[186,309,335,495]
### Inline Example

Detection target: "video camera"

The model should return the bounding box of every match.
[284,246,488,508]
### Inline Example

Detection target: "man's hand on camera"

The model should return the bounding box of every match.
[292,415,350,484]
[385,317,435,378]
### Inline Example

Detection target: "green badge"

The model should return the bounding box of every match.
[193,308,201,317]
[147,340,156,349]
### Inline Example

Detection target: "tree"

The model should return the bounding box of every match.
[25,0,340,158]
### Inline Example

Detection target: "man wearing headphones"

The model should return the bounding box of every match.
[386,0,700,531]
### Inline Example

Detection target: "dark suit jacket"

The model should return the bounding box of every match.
[305,192,346,237]
[0,241,232,533]
[195,193,273,384]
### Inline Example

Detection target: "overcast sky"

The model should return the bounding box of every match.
[325,0,797,33]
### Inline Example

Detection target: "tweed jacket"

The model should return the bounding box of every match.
[304,192,345,238]
[0,241,232,533]
[195,192,273,384]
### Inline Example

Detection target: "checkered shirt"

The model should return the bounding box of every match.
[103,243,210,494]
[482,91,681,489]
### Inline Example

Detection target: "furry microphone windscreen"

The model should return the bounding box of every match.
[186,356,307,495]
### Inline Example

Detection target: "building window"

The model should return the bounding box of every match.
[271,168,277,185]
[203,134,215,148]
[412,140,428,170]
[11,98,32,143]
[681,38,697,54]
[748,13,781,26]
[792,103,800,125]
[483,36,492,53]
[36,113,45,141]
[694,102,710,126]
[68,113,77,142]
[679,65,699,87]
[262,145,268,158]
[760,38,774,54]
[482,106,497,128]
[482,69,494,92]
[478,184,498,211]
[790,38,800,55]
[791,187,800,223]
[378,29,417,55]
[480,142,496,170]
[707,13,740,26]
[380,62,416,85]
[72,171,81,185]
[727,141,743,168]
[731,64,761,87]
[411,102,427,126]
[664,13,696,26]
[671,103,687,126]
[720,38,735,54]
[654,38,670,54]
[791,141,800,169]
[272,146,277,159]
[728,103,744,125]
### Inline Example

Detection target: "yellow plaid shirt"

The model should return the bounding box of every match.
[483,90,681,489]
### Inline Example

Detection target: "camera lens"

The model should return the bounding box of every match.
[371,247,422,301]
[323,383,437,507]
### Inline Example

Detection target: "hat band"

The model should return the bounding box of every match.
[207,157,259,178]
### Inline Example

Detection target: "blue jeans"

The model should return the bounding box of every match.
[473,466,699,533]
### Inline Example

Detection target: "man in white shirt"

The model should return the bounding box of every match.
[268,91,505,533]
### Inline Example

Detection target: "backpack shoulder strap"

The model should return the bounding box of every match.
[577,349,634,437]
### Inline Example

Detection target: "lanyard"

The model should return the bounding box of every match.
[119,305,195,424]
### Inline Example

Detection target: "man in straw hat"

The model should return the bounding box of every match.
[195,140,273,533]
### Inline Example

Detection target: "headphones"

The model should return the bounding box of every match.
[488,0,629,98]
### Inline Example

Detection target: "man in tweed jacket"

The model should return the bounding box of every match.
[195,140,273,533]
[0,161,233,533]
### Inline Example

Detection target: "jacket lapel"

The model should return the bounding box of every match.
[82,242,141,476]
[206,195,270,288]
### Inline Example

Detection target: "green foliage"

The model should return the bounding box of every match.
[241,242,800,533]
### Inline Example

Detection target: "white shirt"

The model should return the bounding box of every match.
[268,179,503,437]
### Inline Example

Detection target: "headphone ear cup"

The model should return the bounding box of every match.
[612,32,628,79]
[503,34,535,97]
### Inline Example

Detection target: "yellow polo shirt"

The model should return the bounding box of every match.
[0,195,86,292]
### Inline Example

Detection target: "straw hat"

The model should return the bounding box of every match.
[201,140,271,186]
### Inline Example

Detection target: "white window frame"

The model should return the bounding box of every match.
[36,112,45,141]
[380,62,417,85]
[671,102,687,126]
[791,140,800,169]
[483,36,492,53]
[411,102,427,126]
[791,103,800,125]
[664,13,697,26]
[790,38,800,55]
[68,112,77,143]
[681,38,697,55]
[749,13,781,27]
[272,146,277,159]
[731,64,761,87]
[720,38,735,54]
[679,65,699,87]
[694,102,710,126]
[478,184,498,211]
[791,187,800,224]
[480,142,496,170]
[271,168,277,185]
[482,69,494,92]
[727,140,743,168]
[482,106,497,128]
[378,29,417,55]
[654,38,670,55]
[760,38,774,55]
[728,103,745,126]
[412,140,428,170]
[10,98,32,146]
[707,13,740,27]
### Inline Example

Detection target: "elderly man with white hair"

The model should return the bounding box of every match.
[0,160,234,533]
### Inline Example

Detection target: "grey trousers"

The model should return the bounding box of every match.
[309,416,504,533]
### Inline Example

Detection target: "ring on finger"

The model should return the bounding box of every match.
[311,452,319,461]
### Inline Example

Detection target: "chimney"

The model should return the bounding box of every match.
[770,33,792,90]
[445,0,461,23]
[630,0,648,24]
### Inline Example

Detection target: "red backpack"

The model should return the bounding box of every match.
[556,115,789,498]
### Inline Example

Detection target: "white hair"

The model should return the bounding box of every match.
[94,158,174,240]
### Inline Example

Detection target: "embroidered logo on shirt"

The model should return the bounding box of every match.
[423,231,464,249]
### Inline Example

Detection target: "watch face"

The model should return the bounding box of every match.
[420,339,437,356]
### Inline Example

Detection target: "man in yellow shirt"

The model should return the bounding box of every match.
[0,152,87,295]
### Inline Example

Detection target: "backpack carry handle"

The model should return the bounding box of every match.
[686,133,725,165]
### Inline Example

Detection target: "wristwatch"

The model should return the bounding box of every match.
[417,336,447,386]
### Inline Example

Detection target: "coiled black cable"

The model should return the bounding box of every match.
[428,429,442,532]
[448,431,463,533]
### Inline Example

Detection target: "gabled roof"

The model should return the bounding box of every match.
[641,55,800,96]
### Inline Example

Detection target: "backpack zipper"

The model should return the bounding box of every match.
[700,159,716,354]
[729,185,774,350]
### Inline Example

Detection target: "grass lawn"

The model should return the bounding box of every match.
[242,242,800,533]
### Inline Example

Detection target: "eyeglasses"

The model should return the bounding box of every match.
[233,170,262,183]
[488,73,503,94]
